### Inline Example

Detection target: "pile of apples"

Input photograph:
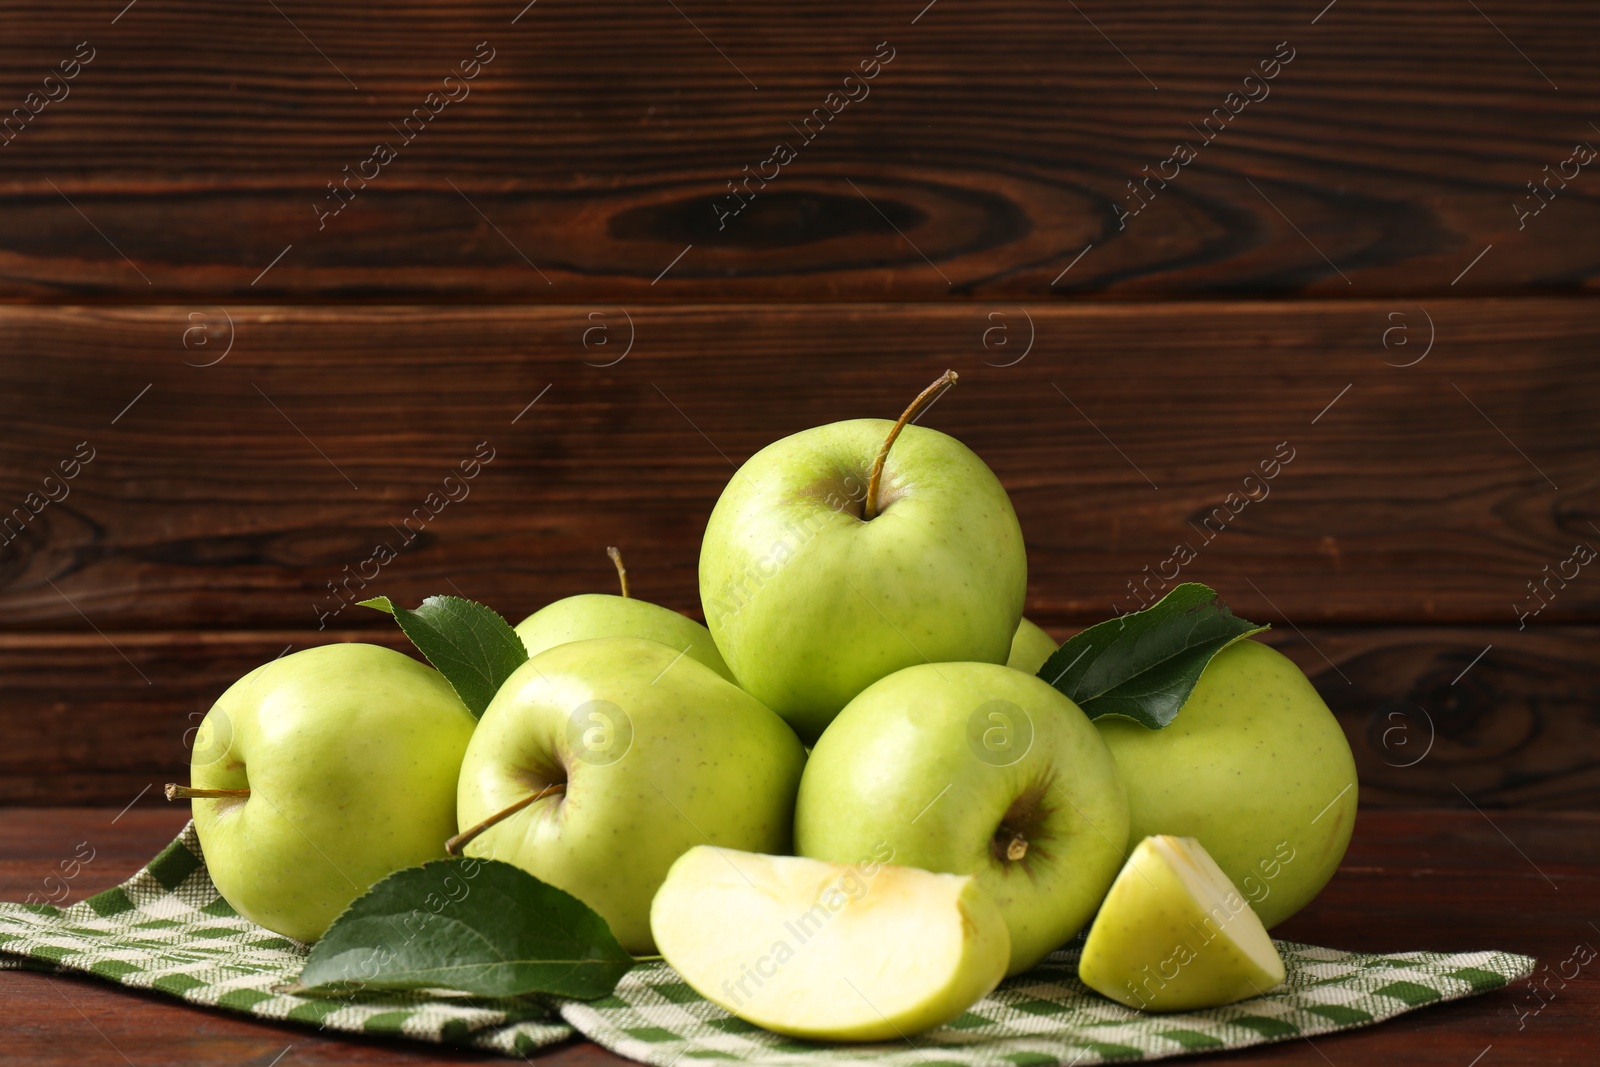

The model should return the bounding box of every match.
[172,373,1358,1041]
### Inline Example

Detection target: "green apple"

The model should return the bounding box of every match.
[652,846,1010,1041]
[1079,834,1285,1011]
[455,635,805,952]
[699,392,1027,742]
[795,661,1129,975]
[1095,639,1358,929]
[515,596,731,683]
[515,549,733,683]
[1007,617,1058,674]
[179,644,476,943]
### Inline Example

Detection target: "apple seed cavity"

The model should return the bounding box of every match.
[990,781,1053,869]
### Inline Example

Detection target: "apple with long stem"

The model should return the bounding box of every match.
[515,547,733,682]
[700,371,1028,741]
[453,635,805,952]
[167,644,476,943]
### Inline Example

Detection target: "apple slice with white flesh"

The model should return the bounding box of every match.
[1079,835,1286,1011]
[651,846,1010,1042]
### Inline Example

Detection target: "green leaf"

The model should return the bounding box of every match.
[360,595,527,718]
[292,858,634,1000]
[1038,582,1268,729]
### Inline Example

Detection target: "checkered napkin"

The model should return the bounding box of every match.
[575,947,1533,1066]
[0,824,571,1057]
[0,824,1533,1063]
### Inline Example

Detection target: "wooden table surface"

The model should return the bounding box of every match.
[2,806,1594,1067]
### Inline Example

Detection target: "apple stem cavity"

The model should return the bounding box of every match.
[864,369,959,521]
[607,546,630,599]
[164,784,251,801]
[1004,833,1029,862]
[445,782,567,856]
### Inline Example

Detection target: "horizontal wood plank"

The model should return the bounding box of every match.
[0,3,1596,298]
[2,808,1593,1065]
[1310,627,1600,811]
[0,301,1594,632]
[1,625,1594,808]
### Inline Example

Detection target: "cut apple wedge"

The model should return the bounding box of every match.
[1079,835,1287,1012]
[650,846,1010,1042]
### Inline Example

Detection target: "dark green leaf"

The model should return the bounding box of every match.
[292,858,633,1000]
[360,595,526,718]
[1038,583,1268,729]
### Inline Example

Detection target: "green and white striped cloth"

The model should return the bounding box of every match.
[0,824,1532,1064]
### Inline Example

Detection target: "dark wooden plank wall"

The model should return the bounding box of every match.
[1,303,1595,627]
[0,2,1596,298]
[0,2,1595,806]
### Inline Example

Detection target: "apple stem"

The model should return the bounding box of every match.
[607,546,630,599]
[165,784,251,801]
[1005,833,1029,862]
[864,370,958,521]
[445,782,567,856]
